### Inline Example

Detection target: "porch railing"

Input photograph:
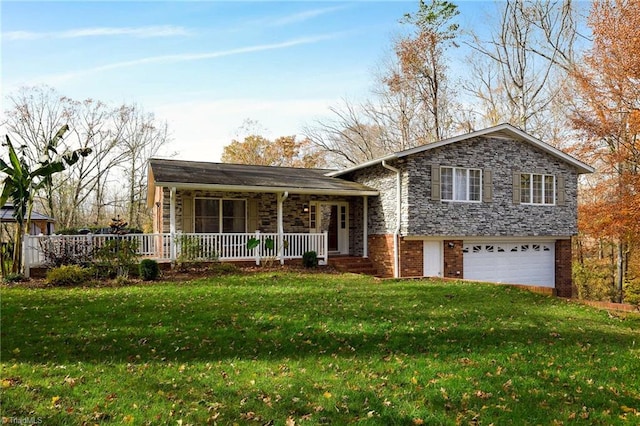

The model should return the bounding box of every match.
[22,231,328,277]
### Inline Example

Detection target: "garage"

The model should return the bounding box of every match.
[463,241,555,287]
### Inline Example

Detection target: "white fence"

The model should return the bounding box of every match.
[23,231,328,276]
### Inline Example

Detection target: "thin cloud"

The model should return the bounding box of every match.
[3,25,189,41]
[39,33,344,85]
[268,5,350,27]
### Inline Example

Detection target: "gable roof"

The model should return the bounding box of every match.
[147,159,379,204]
[327,123,595,177]
[1,204,55,222]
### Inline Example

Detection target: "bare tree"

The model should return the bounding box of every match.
[305,1,461,167]
[304,99,391,167]
[3,86,70,216]
[385,0,460,141]
[464,0,582,139]
[2,86,172,230]
[116,104,171,230]
[55,98,130,228]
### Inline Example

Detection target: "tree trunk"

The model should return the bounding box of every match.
[616,240,624,303]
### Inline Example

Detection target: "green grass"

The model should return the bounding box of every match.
[1,272,639,425]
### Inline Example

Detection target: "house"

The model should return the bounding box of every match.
[147,123,594,297]
[1,204,55,237]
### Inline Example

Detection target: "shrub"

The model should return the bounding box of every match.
[93,238,139,279]
[176,235,218,271]
[41,238,93,267]
[573,261,617,301]
[302,251,318,268]
[139,259,160,281]
[208,262,239,275]
[113,275,131,287]
[624,280,640,306]
[46,265,92,287]
[3,273,25,283]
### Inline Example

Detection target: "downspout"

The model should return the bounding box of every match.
[382,160,401,278]
[169,187,177,264]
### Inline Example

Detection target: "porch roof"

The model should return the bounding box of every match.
[148,159,379,203]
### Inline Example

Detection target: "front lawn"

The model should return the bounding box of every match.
[1,273,639,425]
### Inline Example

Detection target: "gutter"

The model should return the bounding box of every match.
[152,182,378,197]
[382,160,401,278]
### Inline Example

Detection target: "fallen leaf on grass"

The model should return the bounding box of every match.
[51,396,61,408]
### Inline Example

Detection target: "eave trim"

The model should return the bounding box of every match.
[153,182,379,196]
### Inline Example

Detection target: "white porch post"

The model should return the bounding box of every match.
[169,187,177,262]
[277,192,288,265]
[323,231,329,264]
[363,195,368,258]
[254,230,261,266]
[22,234,30,278]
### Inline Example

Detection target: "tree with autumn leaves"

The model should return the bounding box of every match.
[221,134,324,168]
[570,0,640,302]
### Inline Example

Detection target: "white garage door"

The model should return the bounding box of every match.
[463,241,555,287]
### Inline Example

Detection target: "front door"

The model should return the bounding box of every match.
[313,202,349,254]
[327,205,339,251]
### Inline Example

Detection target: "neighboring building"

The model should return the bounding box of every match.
[147,124,594,297]
[1,204,55,237]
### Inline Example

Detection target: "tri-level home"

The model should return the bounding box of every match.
[147,123,593,297]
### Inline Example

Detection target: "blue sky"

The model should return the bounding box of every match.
[2,1,499,161]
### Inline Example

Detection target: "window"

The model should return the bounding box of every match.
[195,199,219,233]
[441,167,482,202]
[520,173,555,205]
[309,204,317,229]
[194,198,246,233]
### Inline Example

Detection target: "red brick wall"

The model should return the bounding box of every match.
[555,239,573,298]
[443,240,463,279]
[368,234,395,277]
[399,238,423,277]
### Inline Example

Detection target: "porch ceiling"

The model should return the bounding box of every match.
[148,159,379,196]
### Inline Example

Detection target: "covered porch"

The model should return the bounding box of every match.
[21,160,381,276]
[148,159,379,263]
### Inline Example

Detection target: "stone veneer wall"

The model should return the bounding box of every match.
[405,137,580,237]
[161,190,318,233]
[346,162,409,235]
[349,196,364,257]
[346,136,580,238]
